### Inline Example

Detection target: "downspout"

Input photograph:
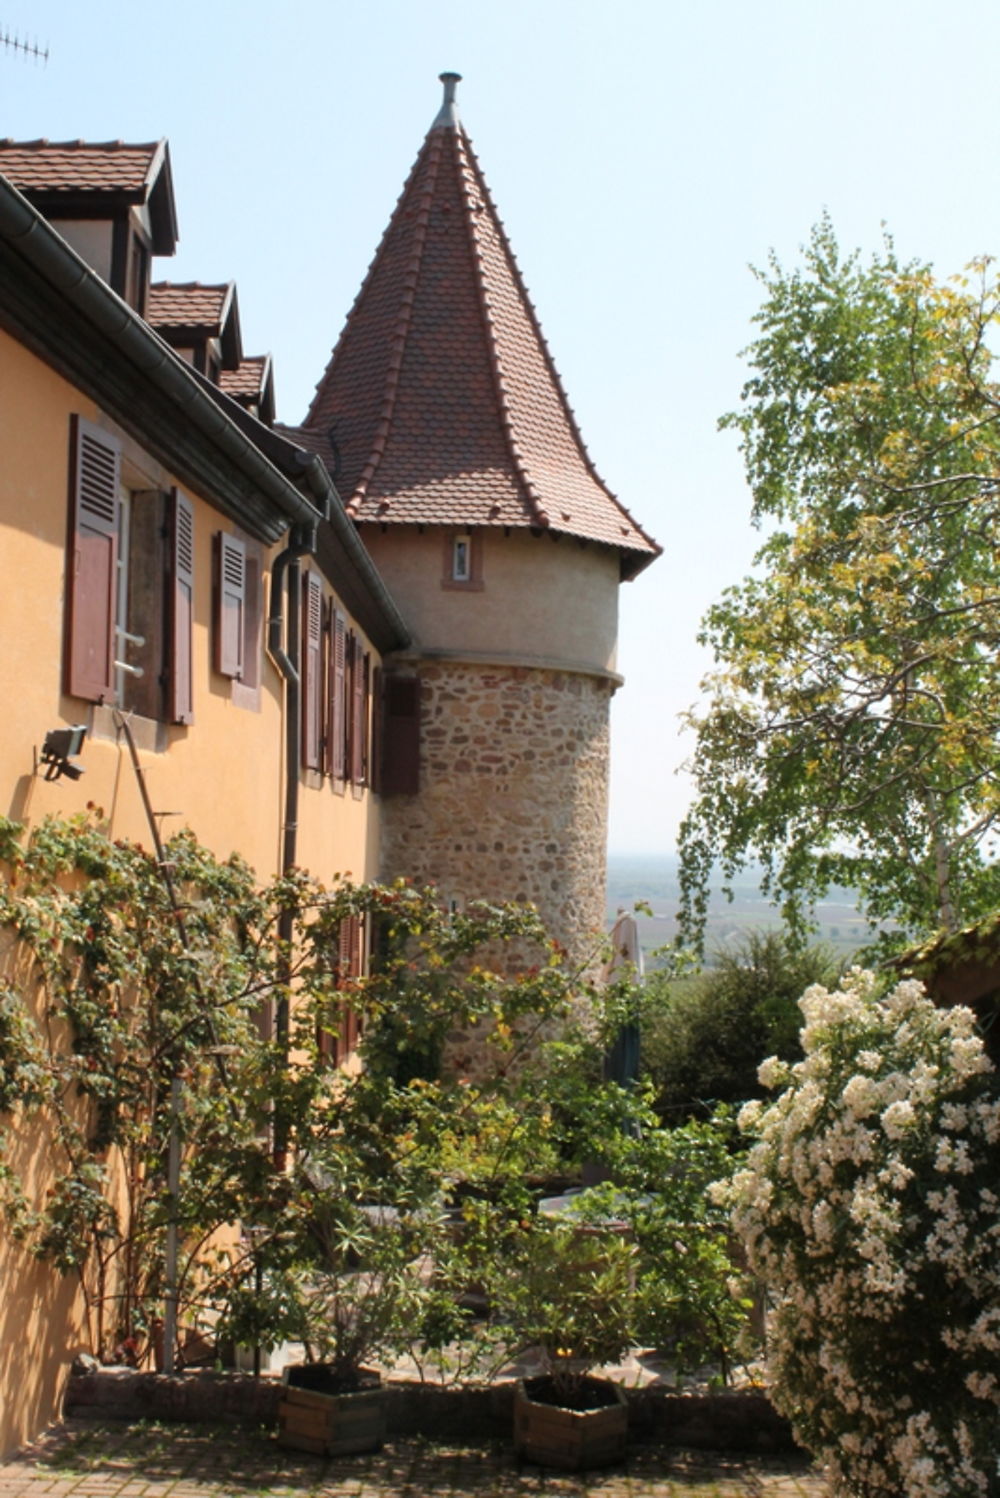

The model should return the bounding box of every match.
[267,521,317,1163]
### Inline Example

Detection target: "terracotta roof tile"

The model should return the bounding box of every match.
[0,138,164,195]
[221,354,271,400]
[148,281,231,332]
[291,81,659,576]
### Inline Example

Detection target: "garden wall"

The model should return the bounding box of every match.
[63,1369,797,1453]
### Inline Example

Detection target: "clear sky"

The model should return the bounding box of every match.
[6,0,1000,854]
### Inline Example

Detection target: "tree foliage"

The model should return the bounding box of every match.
[680,217,1000,948]
[0,814,753,1384]
[641,931,840,1120]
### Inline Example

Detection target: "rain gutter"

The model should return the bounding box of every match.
[0,172,323,538]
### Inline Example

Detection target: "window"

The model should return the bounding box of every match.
[442,530,483,590]
[452,535,471,582]
[316,601,371,789]
[213,531,262,705]
[65,416,193,723]
[126,234,149,317]
[214,532,245,680]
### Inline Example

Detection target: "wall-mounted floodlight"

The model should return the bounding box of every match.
[40,725,87,782]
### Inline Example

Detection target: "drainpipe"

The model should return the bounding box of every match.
[267,522,317,1162]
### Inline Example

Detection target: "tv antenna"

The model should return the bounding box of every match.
[0,27,49,65]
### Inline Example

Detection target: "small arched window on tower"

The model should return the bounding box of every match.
[442,530,484,590]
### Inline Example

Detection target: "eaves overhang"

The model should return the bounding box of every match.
[192,369,410,654]
[0,171,315,545]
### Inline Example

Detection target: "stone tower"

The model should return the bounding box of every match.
[293,74,658,965]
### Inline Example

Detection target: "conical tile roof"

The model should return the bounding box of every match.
[293,75,659,580]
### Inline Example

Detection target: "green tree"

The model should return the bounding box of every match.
[641,930,839,1120]
[680,217,1000,950]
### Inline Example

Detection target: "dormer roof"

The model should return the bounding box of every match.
[0,138,178,254]
[148,281,243,370]
[293,75,659,579]
[221,354,276,427]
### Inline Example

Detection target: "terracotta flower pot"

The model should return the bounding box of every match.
[513,1375,628,1470]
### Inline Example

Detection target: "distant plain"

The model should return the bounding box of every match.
[606,854,872,967]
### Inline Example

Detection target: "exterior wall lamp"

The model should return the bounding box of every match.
[39,724,87,781]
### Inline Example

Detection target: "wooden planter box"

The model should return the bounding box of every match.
[513,1376,628,1470]
[277,1369,386,1456]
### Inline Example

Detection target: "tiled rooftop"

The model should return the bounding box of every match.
[293,79,659,576]
[220,354,271,401]
[0,139,164,195]
[148,282,232,332]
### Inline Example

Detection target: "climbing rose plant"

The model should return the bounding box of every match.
[726,970,1000,1498]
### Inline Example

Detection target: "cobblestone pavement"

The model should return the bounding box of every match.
[0,1421,829,1497]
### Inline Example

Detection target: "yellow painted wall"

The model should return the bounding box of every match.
[0,329,385,1454]
[0,328,382,885]
[360,527,620,676]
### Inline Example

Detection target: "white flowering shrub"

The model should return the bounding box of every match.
[728,970,1000,1498]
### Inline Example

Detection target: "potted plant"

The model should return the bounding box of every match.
[493,1212,637,1470]
[275,1178,430,1456]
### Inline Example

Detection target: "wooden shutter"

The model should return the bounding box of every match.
[344,631,356,780]
[326,607,347,780]
[301,570,323,770]
[241,553,262,691]
[321,598,332,777]
[66,416,119,702]
[369,666,383,793]
[360,652,371,786]
[333,914,365,1058]
[350,634,366,785]
[167,490,195,725]
[214,532,246,679]
[380,675,421,795]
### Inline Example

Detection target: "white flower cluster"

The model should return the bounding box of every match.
[725,970,1000,1497]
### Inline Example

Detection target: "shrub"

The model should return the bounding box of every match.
[642,931,840,1120]
[727,970,1000,1497]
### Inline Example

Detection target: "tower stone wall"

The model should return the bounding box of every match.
[380,658,611,967]
[292,73,659,982]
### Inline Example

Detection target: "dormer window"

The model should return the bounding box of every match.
[0,139,179,312]
[126,234,149,316]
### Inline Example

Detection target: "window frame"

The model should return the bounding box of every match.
[441,530,484,591]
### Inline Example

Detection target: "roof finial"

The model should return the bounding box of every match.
[433,71,462,130]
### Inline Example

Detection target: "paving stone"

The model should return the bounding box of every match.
[0,1423,829,1498]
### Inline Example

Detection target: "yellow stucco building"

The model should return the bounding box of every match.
[0,77,657,1454]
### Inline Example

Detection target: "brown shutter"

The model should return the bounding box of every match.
[360,652,371,786]
[344,631,355,780]
[337,915,353,977]
[350,914,366,1049]
[241,553,262,692]
[66,416,119,702]
[214,532,246,679]
[330,612,347,779]
[321,598,333,778]
[350,634,365,785]
[369,665,383,794]
[167,490,195,725]
[381,675,421,795]
[333,914,365,1058]
[301,570,323,770]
